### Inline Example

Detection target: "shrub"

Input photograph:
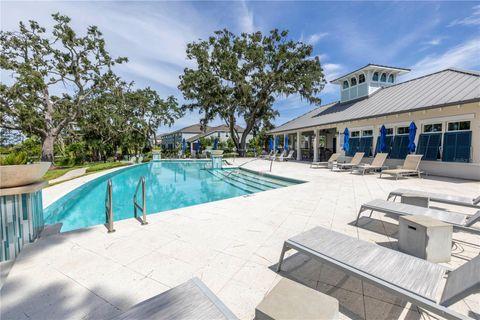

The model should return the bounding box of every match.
[0,151,28,165]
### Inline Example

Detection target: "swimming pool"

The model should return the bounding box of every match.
[44,161,302,232]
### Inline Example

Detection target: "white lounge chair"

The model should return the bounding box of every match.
[270,150,281,160]
[277,150,294,161]
[388,189,480,209]
[356,199,480,232]
[335,152,364,170]
[379,154,423,180]
[262,150,274,160]
[112,278,237,320]
[311,153,339,168]
[351,153,388,175]
[277,226,479,320]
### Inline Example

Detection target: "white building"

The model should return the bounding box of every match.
[269,64,480,180]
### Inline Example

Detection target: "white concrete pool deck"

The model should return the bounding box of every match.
[2,159,479,320]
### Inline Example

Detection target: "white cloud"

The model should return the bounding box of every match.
[449,5,480,27]
[307,32,328,45]
[423,37,443,46]
[407,37,480,79]
[238,0,256,33]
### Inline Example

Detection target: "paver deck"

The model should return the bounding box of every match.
[1,159,479,320]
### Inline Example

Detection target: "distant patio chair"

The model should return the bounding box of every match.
[311,153,339,169]
[277,150,294,161]
[380,154,423,180]
[335,152,364,170]
[277,226,480,320]
[351,153,388,175]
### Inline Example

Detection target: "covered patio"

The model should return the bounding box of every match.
[269,128,338,162]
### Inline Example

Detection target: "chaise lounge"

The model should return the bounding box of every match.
[351,153,388,175]
[334,152,364,170]
[311,153,339,168]
[356,199,480,232]
[379,154,423,180]
[277,150,294,161]
[112,277,237,320]
[277,226,479,320]
[388,188,480,209]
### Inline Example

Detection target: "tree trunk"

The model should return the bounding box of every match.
[41,134,55,163]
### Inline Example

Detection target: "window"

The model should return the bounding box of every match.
[380,73,387,82]
[390,135,410,159]
[397,126,410,135]
[423,123,442,133]
[358,137,373,157]
[351,131,360,137]
[373,72,379,81]
[343,80,349,89]
[388,74,394,83]
[375,135,393,155]
[358,74,366,84]
[442,131,471,162]
[448,121,470,131]
[416,133,441,160]
[362,130,373,137]
[350,77,357,86]
[385,128,394,135]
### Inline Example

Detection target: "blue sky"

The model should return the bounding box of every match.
[2,1,479,133]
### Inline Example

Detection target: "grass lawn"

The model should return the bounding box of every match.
[43,162,129,181]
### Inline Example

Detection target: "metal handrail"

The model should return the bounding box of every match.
[133,176,148,225]
[105,179,115,233]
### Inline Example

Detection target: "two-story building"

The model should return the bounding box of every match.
[268,64,480,180]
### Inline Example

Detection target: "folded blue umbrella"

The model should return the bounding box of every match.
[284,135,289,151]
[182,138,186,152]
[275,136,279,151]
[407,121,417,153]
[342,128,350,152]
[269,137,273,151]
[213,137,218,150]
[196,140,200,152]
[379,125,387,152]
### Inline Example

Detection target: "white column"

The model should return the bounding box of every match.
[283,134,286,151]
[273,135,277,151]
[313,129,319,162]
[296,131,301,160]
[372,126,379,156]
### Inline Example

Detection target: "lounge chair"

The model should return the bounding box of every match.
[356,199,480,232]
[351,153,388,175]
[277,150,294,161]
[112,277,237,320]
[388,188,480,209]
[277,226,479,320]
[311,153,339,168]
[379,154,423,180]
[334,152,364,170]
[262,150,274,159]
[270,150,281,160]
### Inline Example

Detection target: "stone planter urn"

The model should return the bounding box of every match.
[210,150,224,169]
[0,162,51,188]
[0,162,50,262]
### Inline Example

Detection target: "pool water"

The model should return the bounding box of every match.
[44,161,301,232]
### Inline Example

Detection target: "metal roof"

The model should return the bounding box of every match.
[270,68,480,134]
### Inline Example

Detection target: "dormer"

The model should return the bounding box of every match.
[330,64,410,102]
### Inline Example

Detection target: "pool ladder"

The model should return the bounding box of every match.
[105,179,115,233]
[133,176,148,225]
[104,176,148,234]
